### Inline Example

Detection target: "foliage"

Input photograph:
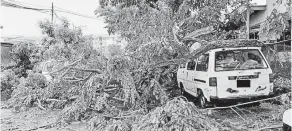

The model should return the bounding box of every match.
[259,0,291,41]
[1,42,41,101]
[3,1,291,131]
[274,77,291,93]
[132,97,220,131]
[8,71,52,109]
[95,0,237,111]
[87,97,221,131]
[9,42,41,77]
[191,39,264,57]
[1,69,17,101]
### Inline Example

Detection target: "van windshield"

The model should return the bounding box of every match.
[215,49,268,71]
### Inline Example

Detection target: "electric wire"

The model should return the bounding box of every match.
[1,0,99,20]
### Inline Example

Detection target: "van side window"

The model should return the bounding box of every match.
[187,60,196,70]
[196,54,209,71]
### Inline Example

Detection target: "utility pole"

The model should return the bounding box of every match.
[51,1,54,37]
[51,2,54,24]
[246,0,250,39]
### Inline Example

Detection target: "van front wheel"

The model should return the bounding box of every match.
[180,83,185,96]
[198,91,207,109]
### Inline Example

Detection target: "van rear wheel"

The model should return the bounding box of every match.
[198,91,207,109]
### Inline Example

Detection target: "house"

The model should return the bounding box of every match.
[247,1,291,42]
[238,0,291,63]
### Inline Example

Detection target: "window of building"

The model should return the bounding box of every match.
[249,31,259,40]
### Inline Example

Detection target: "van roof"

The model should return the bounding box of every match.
[191,39,264,57]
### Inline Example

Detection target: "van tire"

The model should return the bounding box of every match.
[198,90,207,109]
[180,83,185,96]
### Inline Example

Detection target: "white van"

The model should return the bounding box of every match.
[177,40,274,108]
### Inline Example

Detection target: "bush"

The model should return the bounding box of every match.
[88,97,221,131]
[1,69,17,101]
[8,71,52,109]
[271,61,291,79]
[274,77,291,94]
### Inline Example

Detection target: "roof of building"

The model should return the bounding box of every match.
[1,42,14,47]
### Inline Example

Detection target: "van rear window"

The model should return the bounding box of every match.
[215,49,268,71]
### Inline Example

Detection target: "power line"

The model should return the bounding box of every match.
[54,9,98,20]
[53,11,61,20]
[1,0,48,11]
[6,0,50,9]
[53,5,98,19]
[2,0,99,20]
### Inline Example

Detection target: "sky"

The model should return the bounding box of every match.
[0,0,109,37]
[0,0,266,38]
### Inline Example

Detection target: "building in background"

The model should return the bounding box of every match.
[246,1,291,42]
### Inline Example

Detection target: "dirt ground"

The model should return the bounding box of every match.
[209,103,284,131]
[0,102,87,131]
[0,101,285,131]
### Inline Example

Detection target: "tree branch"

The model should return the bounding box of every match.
[268,47,284,67]
[71,67,103,74]
[111,97,126,102]
[49,59,82,75]
[37,99,46,110]
[230,107,246,121]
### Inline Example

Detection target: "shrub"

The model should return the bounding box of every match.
[1,69,17,101]
[8,71,52,109]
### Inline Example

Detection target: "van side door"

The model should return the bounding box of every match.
[185,60,197,95]
[194,54,209,94]
[177,63,187,82]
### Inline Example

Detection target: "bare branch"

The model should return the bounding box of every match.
[49,59,82,75]
[45,99,67,102]
[183,26,215,40]
[63,73,94,82]
[268,47,284,67]
[37,99,46,110]
[111,97,127,102]
[71,67,103,74]
[60,67,72,78]
[230,107,246,121]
